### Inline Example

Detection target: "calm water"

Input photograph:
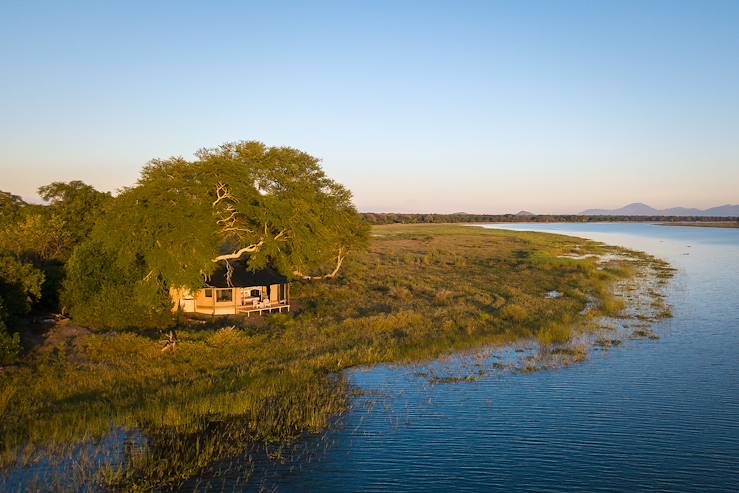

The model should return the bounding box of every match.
[11,224,735,492]
[221,223,738,492]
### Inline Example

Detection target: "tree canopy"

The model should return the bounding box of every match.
[0,181,112,358]
[0,191,27,227]
[38,180,112,244]
[92,141,368,291]
[62,240,173,329]
[0,142,367,332]
[57,141,368,328]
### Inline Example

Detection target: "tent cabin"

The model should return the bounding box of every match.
[171,263,290,316]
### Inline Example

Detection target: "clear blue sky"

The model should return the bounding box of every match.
[1,1,738,213]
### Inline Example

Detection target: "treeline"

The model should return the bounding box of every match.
[0,183,111,363]
[361,213,739,225]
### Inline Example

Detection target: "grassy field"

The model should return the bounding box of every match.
[0,224,672,491]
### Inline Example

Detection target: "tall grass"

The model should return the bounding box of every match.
[538,322,574,347]
[0,224,664,490]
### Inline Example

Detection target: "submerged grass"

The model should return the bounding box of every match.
[0,224,672,491]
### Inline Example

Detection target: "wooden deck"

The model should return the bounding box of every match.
[237,302,290,316]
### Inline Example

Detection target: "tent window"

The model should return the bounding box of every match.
[216,289,233,303]
[204,289,212,298]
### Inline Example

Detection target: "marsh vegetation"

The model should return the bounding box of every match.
[0,224,672,491]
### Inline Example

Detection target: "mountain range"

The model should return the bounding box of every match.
[580,202,739,217]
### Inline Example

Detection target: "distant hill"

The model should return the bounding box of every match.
[515,210,534,216]
[581,202,739,217]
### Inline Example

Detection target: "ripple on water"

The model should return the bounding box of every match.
[223,224,739,492]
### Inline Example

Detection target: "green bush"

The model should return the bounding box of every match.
[0,254,45,320]
[62,240,174,329]
[0,323,21,365]
[0,297,21,365]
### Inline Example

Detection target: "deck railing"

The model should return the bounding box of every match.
[236,301,290,316]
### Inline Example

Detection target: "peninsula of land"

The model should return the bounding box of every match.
[0,224,673,491]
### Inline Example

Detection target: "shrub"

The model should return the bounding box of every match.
[0,254,45,320]
[0,327,20,365]
[538,323,572,346]
[62,240,174,329]
[600,294,625,316]
[0,297,21,365]
[209,326,246,347]
[500,304,529,322]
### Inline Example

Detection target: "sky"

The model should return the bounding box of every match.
[1,1,738,214]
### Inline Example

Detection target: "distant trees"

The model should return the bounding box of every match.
[0,181,112,362]
[0,191,27,227]
[38,180,112,244]
[360,213,739,225]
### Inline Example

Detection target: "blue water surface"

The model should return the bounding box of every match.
[200,223,739,492]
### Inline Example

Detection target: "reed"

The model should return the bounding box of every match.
[0,224,670,491]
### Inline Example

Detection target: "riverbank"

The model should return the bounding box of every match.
[657,221,739,228]
[0,224,673,491]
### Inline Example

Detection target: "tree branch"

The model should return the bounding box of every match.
[212,241,264,262]
[292,247,346,280]
[212,182,236,207]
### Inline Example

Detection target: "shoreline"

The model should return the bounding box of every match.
[656,221,739,229]
[354,244,673,381]
[0,225,675,491]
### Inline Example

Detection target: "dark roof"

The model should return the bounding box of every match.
[206,262,288,288]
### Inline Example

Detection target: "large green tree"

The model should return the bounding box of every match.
[95,141,368,288]
[65,141,368,327]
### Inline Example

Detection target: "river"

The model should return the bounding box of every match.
[222,223,739,492]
